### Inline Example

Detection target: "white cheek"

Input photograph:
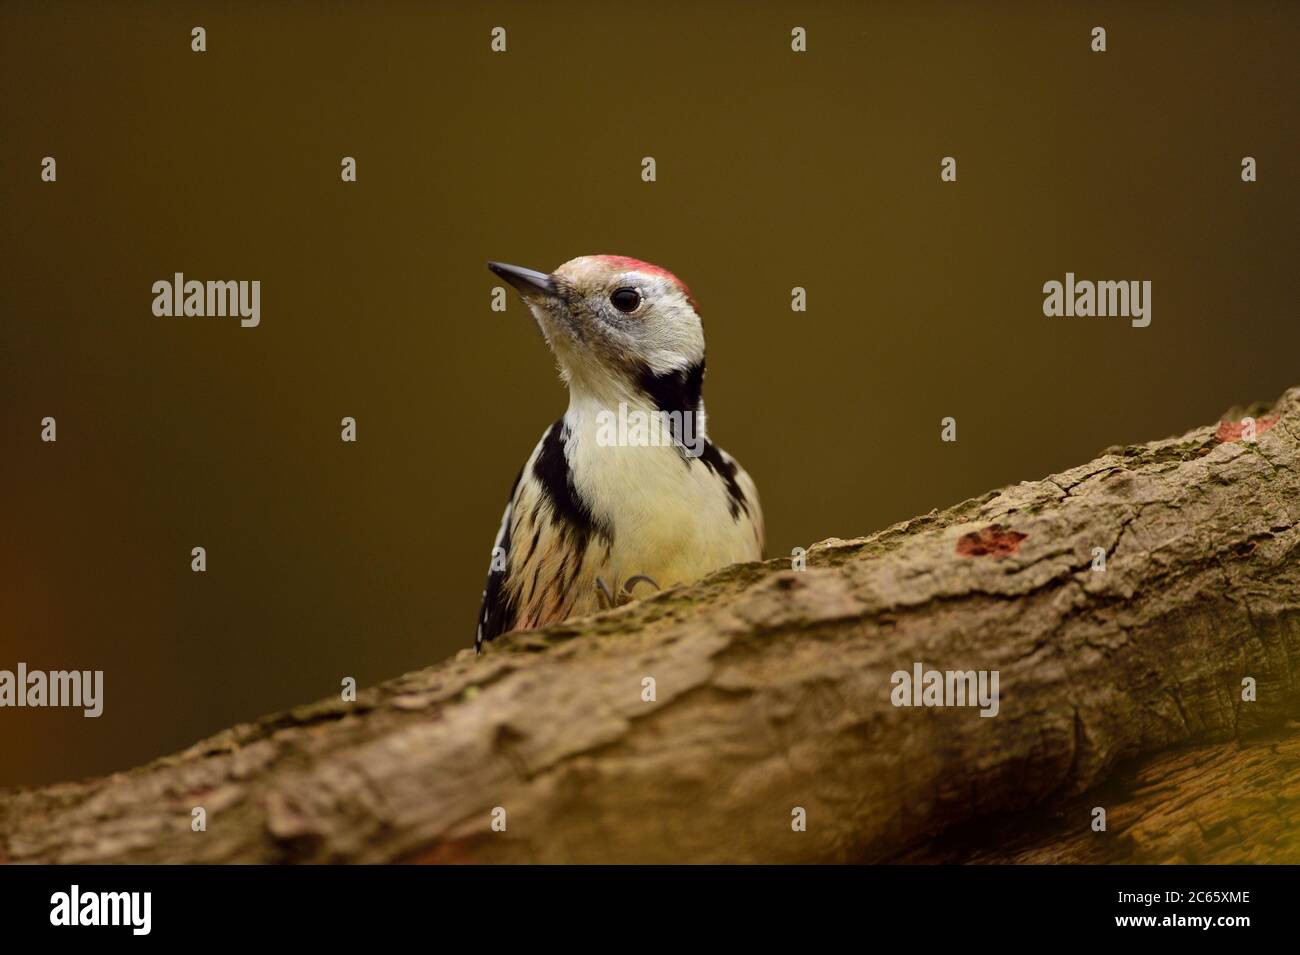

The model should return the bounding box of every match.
[640,309,704,372]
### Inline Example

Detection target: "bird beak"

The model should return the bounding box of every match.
[488,261,558,300]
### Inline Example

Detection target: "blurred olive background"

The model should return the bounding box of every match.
[1,1,1297,787]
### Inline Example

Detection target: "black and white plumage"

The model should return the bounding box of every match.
[475,255,763,651]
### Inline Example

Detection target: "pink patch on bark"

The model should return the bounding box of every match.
[956,524,1027,558]
[593,255,696,308]
[1215,414,1278,443]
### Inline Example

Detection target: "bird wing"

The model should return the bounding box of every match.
[721,446,765,559]
[475,465,525,651]
[474,419,611,650]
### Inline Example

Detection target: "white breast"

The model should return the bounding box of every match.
[563,395,763,602]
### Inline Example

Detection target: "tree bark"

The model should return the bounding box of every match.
[893,720,1300,863]
[2,388,1297,864]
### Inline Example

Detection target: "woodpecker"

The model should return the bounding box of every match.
[475,255,764,651]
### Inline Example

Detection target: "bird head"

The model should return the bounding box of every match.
[488,255,706,409]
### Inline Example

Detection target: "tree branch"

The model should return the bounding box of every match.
[2,388,1298,864]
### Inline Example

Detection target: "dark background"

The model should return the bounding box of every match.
[1,1,1297,787]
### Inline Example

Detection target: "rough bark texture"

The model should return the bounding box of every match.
[2,388,1298,865]
[895,720,1300,864]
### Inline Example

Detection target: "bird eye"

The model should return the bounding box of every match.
[610,287,641,313]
